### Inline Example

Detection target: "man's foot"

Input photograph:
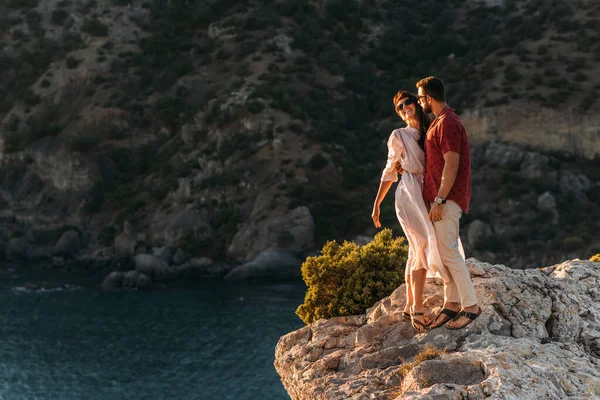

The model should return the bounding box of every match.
[410,311,431,333]
[446,306,482,330]
[429,306,460,329]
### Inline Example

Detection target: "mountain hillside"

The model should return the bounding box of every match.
[0,0,598,271]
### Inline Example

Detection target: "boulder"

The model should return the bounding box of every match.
[172,248,191,265]
[466,219,494,248]
[224,248,303,281]
[52,229,81,256]
[353,235,373,246]
[228,205,315,261]
[177,257,229,278]
[147,205,212,248]
[122,270,153,289]
[100,270,154,290]
[152,246,173,264]
[537,191,556,211]
[114,227,136,258]
[559,171,591,195]
[6,237,31,260]
[520,151,551,180]
[99,271,125,290]
[133,254,177,281]
[484,141,525,169]
[275,259,600,399]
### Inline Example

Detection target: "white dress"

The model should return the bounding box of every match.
[380,127,453,283]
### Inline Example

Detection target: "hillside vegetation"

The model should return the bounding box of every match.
[0,0,598,268]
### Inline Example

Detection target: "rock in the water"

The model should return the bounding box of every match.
[274,258,600,399]
[176,257,222,278]
[353,235,373,246]
[100,271,125,290]
[133,254,177,280]
[52,229,81,256]
[224,248,303,281]
[122,270,153,289]
[100,270,153,290]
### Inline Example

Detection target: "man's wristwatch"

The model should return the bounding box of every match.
[434,196,446,206]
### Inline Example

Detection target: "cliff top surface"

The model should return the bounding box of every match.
[275,258,600,399]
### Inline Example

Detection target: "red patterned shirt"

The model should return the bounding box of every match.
[423,108,471,213]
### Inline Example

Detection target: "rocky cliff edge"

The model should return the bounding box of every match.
[274,258,600,399]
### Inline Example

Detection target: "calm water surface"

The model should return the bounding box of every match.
[0,268,305,400]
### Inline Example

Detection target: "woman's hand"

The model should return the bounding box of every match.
[371,206,381,228]
[429,204,444,222]
[395,161,403,175]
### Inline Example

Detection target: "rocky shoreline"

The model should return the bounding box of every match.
[1,229,307,290]
[274,258,600,399]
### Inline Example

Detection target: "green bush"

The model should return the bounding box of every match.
[66,56,81,69]
[562,236,584,251]
[98,225,117,246]
[296,228,408,324]
[81,19,109,36]
[51,9,69,25]
[69,135,101,153]
[308,152,329,170]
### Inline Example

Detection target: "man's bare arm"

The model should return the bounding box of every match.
[437,151,459,199]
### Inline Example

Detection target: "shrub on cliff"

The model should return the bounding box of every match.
[591,254,600,262]
[296,228,407,324]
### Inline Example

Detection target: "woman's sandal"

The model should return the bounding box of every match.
[410,311,431,333]
[403,311,411,321]
[446,307,482,330]
[429,308,459,329]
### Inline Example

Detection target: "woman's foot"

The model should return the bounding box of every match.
[403,306,412,321]
[410,311,431,333]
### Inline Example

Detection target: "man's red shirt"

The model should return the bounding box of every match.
[423,107,471,213]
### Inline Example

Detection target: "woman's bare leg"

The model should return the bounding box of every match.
[404,268,413,316]
[411,268,431,332]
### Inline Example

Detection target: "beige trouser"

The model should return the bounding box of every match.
[432,200,478,307]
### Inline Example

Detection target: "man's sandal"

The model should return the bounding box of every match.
[410,311,431,333]
[446,307,482,330]
[429,308,459,329]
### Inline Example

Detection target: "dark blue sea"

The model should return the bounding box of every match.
[0,267,305,400]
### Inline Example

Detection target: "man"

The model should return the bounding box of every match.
[416,76,481,330]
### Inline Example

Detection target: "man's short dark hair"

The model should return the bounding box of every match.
[416,76,446,102]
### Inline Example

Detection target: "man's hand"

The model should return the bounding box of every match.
[395,161,403,175]
[371,206,382,228]
[429,204,444,222]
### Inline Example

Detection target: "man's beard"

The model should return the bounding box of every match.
[422,102,432,113]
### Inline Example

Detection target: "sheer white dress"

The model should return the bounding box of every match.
[380,127,454,283]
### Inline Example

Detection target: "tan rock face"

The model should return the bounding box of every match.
[462,105,600,160]
[274,259,600,399]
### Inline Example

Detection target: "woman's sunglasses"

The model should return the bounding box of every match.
[396,98,416,112]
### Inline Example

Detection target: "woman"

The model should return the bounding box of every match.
[371,90,450,333]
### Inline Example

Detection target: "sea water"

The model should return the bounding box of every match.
[0,268,305,400]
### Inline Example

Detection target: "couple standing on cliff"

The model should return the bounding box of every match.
[371,76,481,333]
